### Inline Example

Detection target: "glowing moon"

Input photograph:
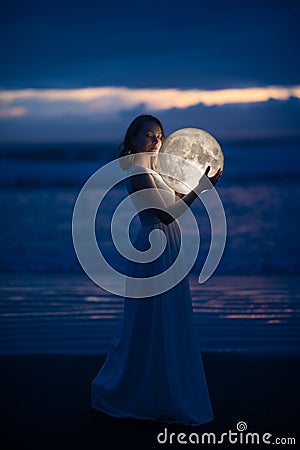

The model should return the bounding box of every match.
[157,128,224,194]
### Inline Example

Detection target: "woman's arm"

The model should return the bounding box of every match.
[129,167,222,225]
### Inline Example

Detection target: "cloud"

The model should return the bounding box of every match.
[0,95,299,143]
[1,85,299,119]
[0,107,27,118]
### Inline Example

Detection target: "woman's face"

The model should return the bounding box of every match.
[132,121,163,153]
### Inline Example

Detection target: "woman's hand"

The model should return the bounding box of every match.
[175,191,185,199]
[195,165,223,193]
[205,166,223,186]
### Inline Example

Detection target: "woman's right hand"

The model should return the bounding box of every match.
[195,165,223,193]
[205,166,223,186]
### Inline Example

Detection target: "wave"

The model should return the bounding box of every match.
[1,163,299,188]
[1,139,300,188]
[1,254,299,275]
[0,179,299,276]
[0,142,119,161]
[1,136,299,161]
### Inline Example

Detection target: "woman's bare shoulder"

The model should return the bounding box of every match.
[127,166,156,192]
[127,164,155,174]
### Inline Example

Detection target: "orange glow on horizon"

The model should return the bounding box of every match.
[0,85,299,118]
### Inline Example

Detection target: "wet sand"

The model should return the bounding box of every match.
[1,352,299,449]
[1,274,300,355]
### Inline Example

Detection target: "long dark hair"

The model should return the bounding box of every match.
[118,114,165,170]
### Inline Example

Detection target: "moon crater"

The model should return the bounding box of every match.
[157,128,224,194]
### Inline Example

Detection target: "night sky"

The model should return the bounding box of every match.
[0,0,299,142]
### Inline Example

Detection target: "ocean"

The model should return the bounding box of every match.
[0,138,300,354]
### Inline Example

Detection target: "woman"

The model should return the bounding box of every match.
[91,115,222,426]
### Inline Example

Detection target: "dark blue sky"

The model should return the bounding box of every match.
[0,0,299,141]
[1,0,299,89]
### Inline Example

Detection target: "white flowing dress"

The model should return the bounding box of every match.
[91,164,213,426]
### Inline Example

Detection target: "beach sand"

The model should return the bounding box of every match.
[1,352,299,449]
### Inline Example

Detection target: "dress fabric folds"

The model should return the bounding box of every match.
[91,164,213,426]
